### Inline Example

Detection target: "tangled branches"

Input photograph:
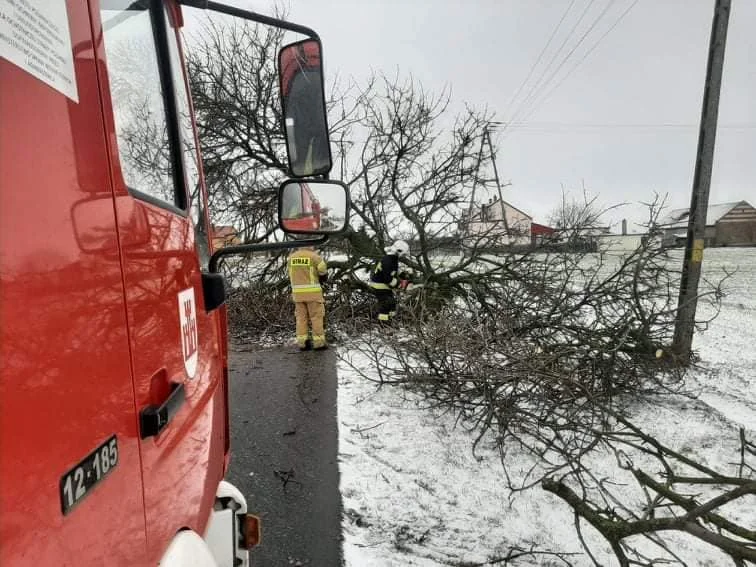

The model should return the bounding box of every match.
[542,416,755,566]
[340,213,750,564]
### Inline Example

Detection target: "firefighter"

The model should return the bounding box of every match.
[369,240,410,323]
[288,245,328,350]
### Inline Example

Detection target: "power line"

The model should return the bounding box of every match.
[515,0,641,128]
[507,0,622,130]
[504,0,599,130]
[501,121,756,133]
[502,0,578,117]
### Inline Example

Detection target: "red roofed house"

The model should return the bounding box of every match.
[530,222,556,245]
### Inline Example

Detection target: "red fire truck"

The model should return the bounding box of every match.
[0,1,347,565]
[280,182,323,231]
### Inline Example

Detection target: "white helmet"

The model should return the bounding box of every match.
[385,240,410,258]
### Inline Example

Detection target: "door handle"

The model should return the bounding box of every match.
[139,383,186,439]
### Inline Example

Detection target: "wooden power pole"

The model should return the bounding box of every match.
[671,0,731,361]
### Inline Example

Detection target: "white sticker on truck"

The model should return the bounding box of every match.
[178,288,198,379]
[0,0,78,102]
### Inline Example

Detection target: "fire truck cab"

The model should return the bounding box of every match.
[280,183,322,231]
[0,1,347,566]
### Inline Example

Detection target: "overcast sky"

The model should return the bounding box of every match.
[205,0,755,230]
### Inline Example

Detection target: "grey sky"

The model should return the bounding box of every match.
[207,0,755,231]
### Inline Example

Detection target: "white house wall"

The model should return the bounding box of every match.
[466,202,532,246]
[597,234,644,253]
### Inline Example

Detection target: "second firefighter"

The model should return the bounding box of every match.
[369,240,410,322]
[288,245,328,350]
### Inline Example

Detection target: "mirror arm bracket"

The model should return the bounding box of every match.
[208,235,329,273]
[177,0,320,40]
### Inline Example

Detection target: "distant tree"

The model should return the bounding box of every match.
[549,184,608,231]
[326,73,511,303]
[547,184,620,251]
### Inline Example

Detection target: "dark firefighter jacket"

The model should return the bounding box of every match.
[369,254,400,291]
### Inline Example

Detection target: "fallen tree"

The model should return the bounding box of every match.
[183,17,751,564]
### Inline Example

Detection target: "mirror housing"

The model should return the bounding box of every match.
[278,39,332,178]
[278,179,349,235]
[207,179,348,273]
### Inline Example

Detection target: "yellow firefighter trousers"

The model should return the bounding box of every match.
[294,301,326,348]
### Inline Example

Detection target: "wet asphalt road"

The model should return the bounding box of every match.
[225,345,343,567]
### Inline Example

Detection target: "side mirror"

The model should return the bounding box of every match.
[72,195,150,252]
[278,179,349,235]
[278,39,332,178]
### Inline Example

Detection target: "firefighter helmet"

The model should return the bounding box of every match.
[386,240,410,258]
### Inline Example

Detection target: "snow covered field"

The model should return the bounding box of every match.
[336,247,756,566]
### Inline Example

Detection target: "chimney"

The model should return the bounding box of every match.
[621,219,627,235]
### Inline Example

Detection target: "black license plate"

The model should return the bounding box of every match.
[60,435,119,515]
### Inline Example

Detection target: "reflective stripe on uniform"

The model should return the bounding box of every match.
[377,313,391,321]
[369,281,390,290]
[289,252,325,290]
[292,284,322,293]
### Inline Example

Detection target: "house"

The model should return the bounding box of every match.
[658,201,756,247]
[530,222,556,246]
[210,225,241,249]
[592,219,645,253]
[550,224,613,252]
[462,197,532,246]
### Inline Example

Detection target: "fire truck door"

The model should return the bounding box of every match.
[0,2,148,565]
[94,1,224,561]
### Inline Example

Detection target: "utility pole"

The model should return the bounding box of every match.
[671,0,731,361]
[485,127,510,235]
[467,124,510,235]
[467,131,487,224]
